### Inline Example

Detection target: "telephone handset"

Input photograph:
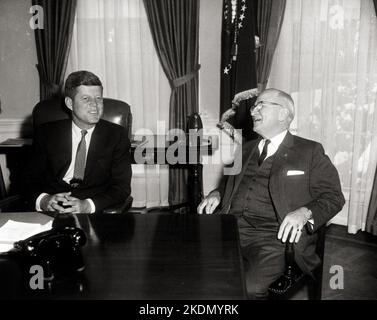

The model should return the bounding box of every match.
[13,227,87,280]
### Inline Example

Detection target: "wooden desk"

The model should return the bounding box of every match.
[0,212,246,300]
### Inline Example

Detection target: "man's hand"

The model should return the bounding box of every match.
[278,207,312,243]
[197,191,221,214]
[40,192,72,212]
[60,195,92,213]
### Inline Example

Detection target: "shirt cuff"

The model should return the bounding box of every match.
[87,198,96,213]
[36,193,49,211]
[307,218,314,230]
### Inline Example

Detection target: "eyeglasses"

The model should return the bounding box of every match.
[250,101,284,113]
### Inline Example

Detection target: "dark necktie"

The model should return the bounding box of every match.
[258,139,271,166]
[73,130,88,182]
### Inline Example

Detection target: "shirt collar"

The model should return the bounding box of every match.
[72,121,95,137]
[268,130,288,149]
[258,130,288,154]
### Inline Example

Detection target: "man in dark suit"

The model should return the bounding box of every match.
[23,70,132,213]
[198,88,345,299]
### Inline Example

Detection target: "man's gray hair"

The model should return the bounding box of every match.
[263,88,295,121]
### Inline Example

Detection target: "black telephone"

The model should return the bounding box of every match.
[13,227,87,281]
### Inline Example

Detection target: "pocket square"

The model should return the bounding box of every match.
[287,170,305,176]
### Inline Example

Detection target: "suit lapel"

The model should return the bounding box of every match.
[224,138,261,206]
[234,139,260,191]
[269,131,295,220]
[85,121,106,181]
[57,121,72,180]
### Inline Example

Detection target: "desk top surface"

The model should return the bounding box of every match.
[0,212,246,300]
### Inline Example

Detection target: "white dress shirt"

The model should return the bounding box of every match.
[257,130,288,160]
[36,122,96,213]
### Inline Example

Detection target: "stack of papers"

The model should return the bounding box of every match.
[0,220,53,253]
[0,138,32,146]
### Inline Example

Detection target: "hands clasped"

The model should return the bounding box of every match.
[40,192,91,214]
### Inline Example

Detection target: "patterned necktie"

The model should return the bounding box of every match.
[73,130,88,182]
[258,139,271,166]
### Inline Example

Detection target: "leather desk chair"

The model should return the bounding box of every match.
[268,225,326,300]
[32,97,132,140]
[0,97,133,213]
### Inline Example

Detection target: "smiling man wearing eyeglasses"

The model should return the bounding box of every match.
[198,88,345,299]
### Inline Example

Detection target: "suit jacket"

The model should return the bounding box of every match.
[23,119,132,212]
[216,132,345,275]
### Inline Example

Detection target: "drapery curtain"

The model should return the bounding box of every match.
[367,0,377,235]
[256,0,286,90]
[143,0,200,207]
[268,0,377,234]
[219,0,258,141]
[32,0,77,100]
[66,0,171,208]
[367,171,377,235]
[220,0,258,116]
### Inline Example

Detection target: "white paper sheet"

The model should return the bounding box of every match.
[0,220,53,253]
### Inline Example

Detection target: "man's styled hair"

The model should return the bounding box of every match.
[276,90,295,120]
[64,70,103,99]
[262,88,295,121]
